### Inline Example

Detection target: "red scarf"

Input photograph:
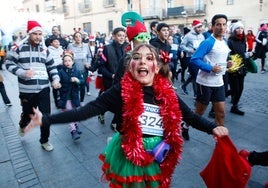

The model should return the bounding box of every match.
[237,34,244,40]
[121,72,184,187]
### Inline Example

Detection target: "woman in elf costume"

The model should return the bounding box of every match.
[25,43,228,187]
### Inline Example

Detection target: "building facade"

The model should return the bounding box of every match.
[19,0,268,36]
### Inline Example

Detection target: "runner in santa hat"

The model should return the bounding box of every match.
[12,20,46,51]
[192,19,203,28]
[5,20,61,152]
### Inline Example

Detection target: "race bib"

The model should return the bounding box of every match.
[139,103,163,136]
[31,68,48,80]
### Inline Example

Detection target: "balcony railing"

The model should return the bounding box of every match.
[183,5,206,16]
[140,5,206,20]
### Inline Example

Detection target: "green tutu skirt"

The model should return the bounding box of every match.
[99,133,163,188]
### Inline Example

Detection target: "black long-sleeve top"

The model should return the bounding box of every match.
[228,36,247,61]
[42,83,217,134]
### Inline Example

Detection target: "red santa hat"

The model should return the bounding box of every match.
[192,19,202,28]
[11,20,46,51]
[126,21,147,41]
[27,20,42,34]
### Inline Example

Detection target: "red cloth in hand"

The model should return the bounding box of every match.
[200,136,251,188]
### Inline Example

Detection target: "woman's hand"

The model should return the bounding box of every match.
[212,126,229,139]
[24,108,43,133]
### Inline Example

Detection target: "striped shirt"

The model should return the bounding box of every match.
[5,41,59,93]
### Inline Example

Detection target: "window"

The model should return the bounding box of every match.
[63,5,67,13]
[83,22,91,34]
[195,0,204,12]
[36,4,40,12]
[227,0,234,5]
[84,0,90,8]
[107,0,114,4]
[108,20,113,35]
[167,0,174,8]
[103,0,114,7]
[127,0,133,10]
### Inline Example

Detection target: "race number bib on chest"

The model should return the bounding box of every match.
[31,68,48,80]
[139,103,163,136]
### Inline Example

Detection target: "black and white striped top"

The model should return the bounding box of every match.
[5,41,60,93]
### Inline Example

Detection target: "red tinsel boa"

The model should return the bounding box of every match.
[121,72,184,187]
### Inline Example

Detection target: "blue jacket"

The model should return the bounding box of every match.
[58,65,84,109]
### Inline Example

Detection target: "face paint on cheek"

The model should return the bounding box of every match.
[130,60,136,71]
[151,63,156,72]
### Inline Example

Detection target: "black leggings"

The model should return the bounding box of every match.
[179,54,188,82]
[228,73,245,106]
[0,82,11,104]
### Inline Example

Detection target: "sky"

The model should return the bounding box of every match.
[0,0,61,45]
[0,0,23,30]
[0,0,26,45]
[0,0,23,22]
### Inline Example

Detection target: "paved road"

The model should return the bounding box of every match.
[0,62,267,188]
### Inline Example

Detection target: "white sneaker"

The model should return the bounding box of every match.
[41,142,54,151]
[18,127,25,137]
[87,92,91,96]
